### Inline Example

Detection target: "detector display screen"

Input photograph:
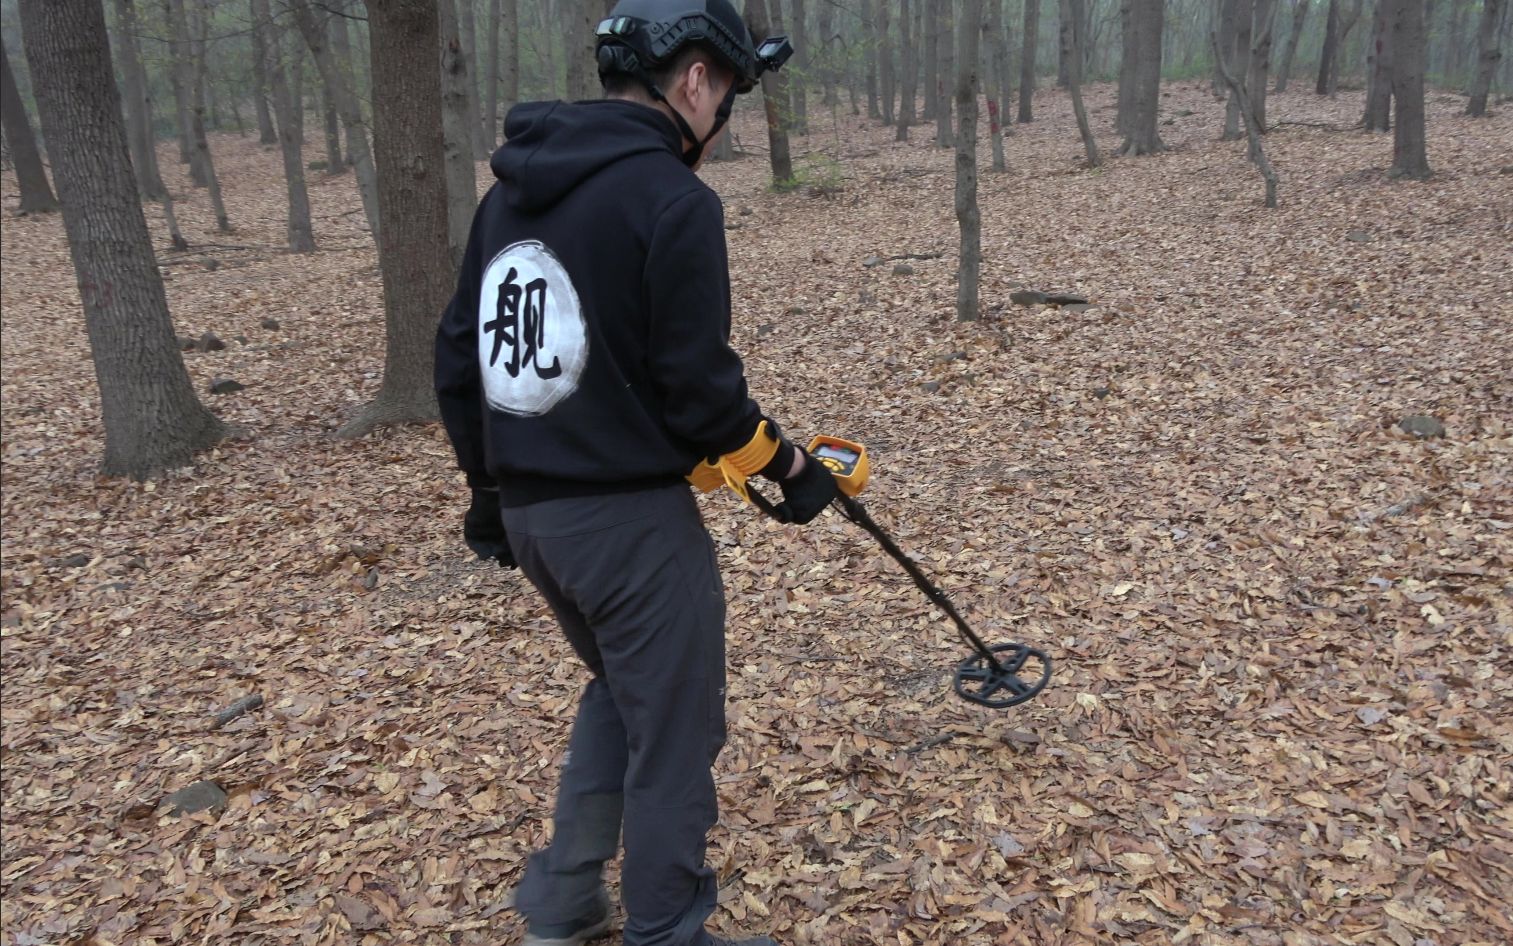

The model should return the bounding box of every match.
[815,443,859,466]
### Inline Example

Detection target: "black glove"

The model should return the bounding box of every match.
[774,454,839,524]
[464,487,517,568]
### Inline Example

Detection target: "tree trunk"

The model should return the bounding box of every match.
[1365,0,1394,129]
[937,0,955,147]
[108,0,168,201]
[438,0,477,272]
[1248,0,1278,129]
[1063,0,1100,165]
[1120,0,1165,154]
[455,0,490,157]
[986,0,1010,169]
[321,89,344,173]
[1211,10,1279,205]
[1,40,60,212]
[819,0,838,107]
[184,0,231,228]
[1216,0,1239,95]
[290,29,306,143]
[865,0,881,118]
[253,0,315,251]
[1117,0,1138,135]
[1316,0,1340,92]
[18,0,224,477]
[924,0,939,119]
[1467,0,1505,114]
[791,0,810,133]
[292,0,380,237]
[957,0,983,323]
[340,0,451,437]
[879,0,896,124]
[501,0,520,126]
[1019,0,1040,121]
[248,0,279,143]
[565,0,596,101]
[1058,0,1073,87]
[747,0,795,184]
[485,0,502,144]
[1223,0,1253,139]
[898,0,917,138]
[1390,0,1430,175]
[165,0,204,181]
[1275,0,1309,90]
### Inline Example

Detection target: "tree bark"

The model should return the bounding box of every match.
[1275,0,1310,90]
[1120,0,1165,154]
[819,0,838,107]
[293,0,380,238]
[957,0,983,323]
[108,0,168,201]
[1058,0,1073,87]
[1223,0,1253,140]
[253,0,315,251]
[865,0,881,118]
[19,0,224,477]
[485,0,502,144]
[1211,13,1279,206]
[320,82,345,173]
[1390,0,1430,175]
[455,0,490,157]
[985,0,1011,169]
[898,0,917,138]
[438,0,477,271]
[1063,0,1100,165]
[1,40,59,213]
[879,0,896,124]
[1117,0,1138,135]
[340,0,451,437]
[1316,0,1340,92]
[937,0,955,147]
[1466,0,1505,114]
[1365,0,1395,129]
[165,0,204,181]
[924,0,939,119]
[791,0,810,133]
[1248,0,1278,129]
[747,0,795,184]
[1019,0,1040,121]
[564,0,597,101]
[183,0,231,228]
[248,0,279,143]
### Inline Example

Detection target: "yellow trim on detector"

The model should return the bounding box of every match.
[685,421,780,496]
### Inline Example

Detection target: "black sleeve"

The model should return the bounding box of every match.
[434,190,495,489]
[645,187,765,458]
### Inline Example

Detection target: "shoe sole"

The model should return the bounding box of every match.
[520,913,613,946]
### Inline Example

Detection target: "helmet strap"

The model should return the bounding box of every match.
[643,74,739,168]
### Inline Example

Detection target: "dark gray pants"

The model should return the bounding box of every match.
[503,485,727,946]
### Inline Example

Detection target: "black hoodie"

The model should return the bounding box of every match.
[435,99,767,506]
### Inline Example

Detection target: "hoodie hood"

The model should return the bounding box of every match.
[491,100,685,213]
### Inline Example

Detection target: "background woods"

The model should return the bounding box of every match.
[2,1,1511,944]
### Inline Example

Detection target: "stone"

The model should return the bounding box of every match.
[1397,415,1445,439]
[178,335,198,351]
[209,378,246,395]
[1092,386,1111,399]
[1346,230,1372,243]
[858,289,877,305]
[1010,290,1047,306]
[756,323,776,338]
[56,553,91,569]
[891,263,915,276]
[863,255,885,268]
[260,317,280,330]
[166,780,227,816]
[1063,303,1095,313]
[199,331,225,352]
[921,381,942,393]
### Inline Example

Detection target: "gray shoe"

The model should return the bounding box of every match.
[521,888,613,946]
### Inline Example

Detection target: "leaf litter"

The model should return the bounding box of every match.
[1,82,1510,945]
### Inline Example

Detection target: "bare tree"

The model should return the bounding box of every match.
[1119,0,1165,154]
[984,0,1012,170]
[747,0,795,184]
[1318,0,1363,94]
[439,0,478,270]
[19,0,224,477]
[898,0,917,139]
[252,0,315,251]
[1389,0,1430,176]
[924,0,939,119]
[248,0,279,143]
[1117,0,1138,136]
[879,0,896,124]
[564,0,599,102]
[791,0,809,133]
[1274,0,1310,91]
[956,0,983,323]
[936,0,955,148]
[1467,0,1505,115]
[1062,0,1100,165]
[1248,0,1278,128]
[108,0,168,201]
[865,0,880,118]
[1,41,59,213]
[1365,0,1395,129]
[818,0,838,107]
[292,0,381,239]
[1211,12,1279,206]
[339,0,452,437]
[454,0,490,157]
[1019,0,1040,121]
[1223,0,1254,140]
[165,0,205,181]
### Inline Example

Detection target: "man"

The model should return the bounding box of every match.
[433,2,833,945]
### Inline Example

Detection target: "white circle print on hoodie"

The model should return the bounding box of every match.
[476,240,589,417]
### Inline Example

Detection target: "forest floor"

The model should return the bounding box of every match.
[2,82,1511,946]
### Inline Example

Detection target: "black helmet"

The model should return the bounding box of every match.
[596,0,792,94]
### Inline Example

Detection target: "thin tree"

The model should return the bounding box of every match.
[984,0,1012,170]
[1466,0,1505,115]
[1211,11,1279,206]
[898,0,917,139]
[0,41,59,213]
[1365,0,1395,129]
[1117,0,1139,136]
[340,0,452,437]
[1274,0,1310,90]
[879,0,896,124]
[189,0,230,232]
[165,0,205,181]
[791,0,810,133]
[1119,0,1165,154]
[1248,0,1278,129]
[1062,0,1100,166]
[1019,0,1040,121]
[924,0,939,119]
[1223,0,1254,140]
[439,0,477,270]
[936,0,955,147]
[1389,0,1431,176]
[18,0,224,477]
[253,0,315,251]
[454,0,490,157]
[248,0,279,143]
[956,0,984,323]
[865,0,881,119]
[818,0,838,107]
[108,0,168,201]
[747,0,795,184]
[292,0,380,238]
